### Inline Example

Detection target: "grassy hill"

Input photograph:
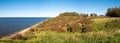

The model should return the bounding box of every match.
[0,13,120,43]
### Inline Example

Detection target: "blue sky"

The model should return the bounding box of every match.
[0,0,120,17]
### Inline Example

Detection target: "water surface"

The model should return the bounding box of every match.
[0,17,49,38]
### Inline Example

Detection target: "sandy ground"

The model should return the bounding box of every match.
[17,23,40,35]
[13,19,46,36]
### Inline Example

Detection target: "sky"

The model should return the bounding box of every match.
[0,0,120,17]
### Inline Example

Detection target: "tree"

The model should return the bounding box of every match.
[106,7,120,17]
[90,13,97,17]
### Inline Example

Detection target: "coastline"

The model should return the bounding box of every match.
[1,19,49,39]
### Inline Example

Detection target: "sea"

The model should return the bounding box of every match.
[0,17,49,38]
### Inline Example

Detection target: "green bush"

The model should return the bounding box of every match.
[59,12,80,16]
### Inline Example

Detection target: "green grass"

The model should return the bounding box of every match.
[1,30,120,43]
[0,40,25,43]
[91,18,120,31]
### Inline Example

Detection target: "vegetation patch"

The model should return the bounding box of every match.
[91,18,120,31]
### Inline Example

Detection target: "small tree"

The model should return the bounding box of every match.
[106,7,120,17]
[90,13,97,17]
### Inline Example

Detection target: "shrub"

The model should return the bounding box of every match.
[59,12,80,16]
[57,25,66,32]
[67,23,82,32]
[80,17,92,32]
[81,24,92,33]
[12,34,22,40]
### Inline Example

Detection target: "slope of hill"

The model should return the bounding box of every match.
[0,13,120,43]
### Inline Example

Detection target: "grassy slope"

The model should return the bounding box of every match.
[92,18,120,31]
[0,16,120,43]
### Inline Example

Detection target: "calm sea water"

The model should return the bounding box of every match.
[0,17,49,38]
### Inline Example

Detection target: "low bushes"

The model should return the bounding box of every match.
[67,23,82,32]
[59,12,80,16]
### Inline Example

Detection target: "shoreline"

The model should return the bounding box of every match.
[1,19,49,39]
[17,19,49,35]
